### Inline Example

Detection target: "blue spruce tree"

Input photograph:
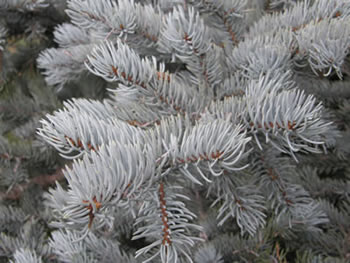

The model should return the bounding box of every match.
[2,0,350,262]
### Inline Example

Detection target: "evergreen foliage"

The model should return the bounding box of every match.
[0,1,77,262]
[1,0,350,262]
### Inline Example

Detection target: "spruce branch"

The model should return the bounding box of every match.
[45,140,156,236]
[53,23,90,48]
[172,119,250,183]
[247,0,350,39]
[213,184,266,236]
[159,6,224,89]
[295,17,350,78]
[132,182,203,263]
[0,0,49,11]
[66,0,161,51]
[187,0,247,45]
[10,248,43,263]
[37,44,94,87]
[194,244,223,263]
[86,40,205,114]
[30,0,350,261]
[37,100,144,158]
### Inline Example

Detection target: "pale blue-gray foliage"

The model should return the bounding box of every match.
[48,229,137,263]
[66,0,161,53]
[213,184,266,236]
[0,218,51,260]
[0,25,6,51]
[48,230,97,263]
[54,23,91,48]
[0,0,48,11]
[37,44,94,87]
[86,40,206,115]
[295,17,350,78]
[34,0,350,262]
[37,100,144,158]
[11,248,42,263]
[45,140,155,237]
[133,184,203,263]
[194,244,223,263]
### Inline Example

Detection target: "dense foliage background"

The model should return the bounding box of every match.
[1,0,350,262]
